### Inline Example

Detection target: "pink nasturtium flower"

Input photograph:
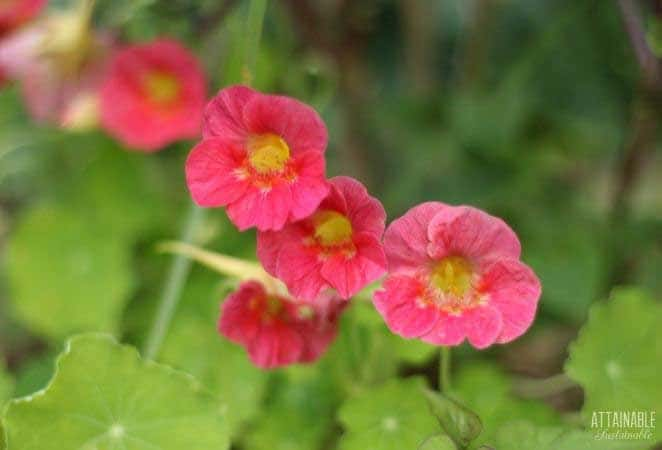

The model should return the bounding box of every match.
[219,280,343,369]
[0,0,46,37]
[100,39,207,151]
[185,85,329,231]
[373,202,541,349]
[0,0,46,88]
[257,176,387,302]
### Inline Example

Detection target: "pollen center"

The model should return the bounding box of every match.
[247,134,291,173]
[431,256,474,297]
[143,71,181,104]
[313,210,353,247]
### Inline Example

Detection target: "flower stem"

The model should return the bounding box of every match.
[439,346,451,393]
[242,0,268,85]
[143,204,205,360]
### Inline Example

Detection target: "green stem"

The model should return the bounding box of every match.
[143,204,205,360]
[439,346,451,393]
[242,0,268,85]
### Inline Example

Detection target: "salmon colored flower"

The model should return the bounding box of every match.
[219,280,342,369]
[257,176,387,301]
[373,202,540,349]
[0,0,46,37]
[185,85,329,231]
[100,39,206,151]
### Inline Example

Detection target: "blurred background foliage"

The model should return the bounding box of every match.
[0,0,661,449]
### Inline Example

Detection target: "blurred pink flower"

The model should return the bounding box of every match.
[0,0,46,37]
[373,202,540,349]
[185,85,329,231]
[258,176,387,301]
[100,39,207,151]
[0,10,113,130]
[218,280,343,369]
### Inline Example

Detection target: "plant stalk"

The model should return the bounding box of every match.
[439,346,451,393]
[143,204,205,360]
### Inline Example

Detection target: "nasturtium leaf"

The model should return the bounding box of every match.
[160,314,268,436]
[243,366,339,450]
[565,288,662,443]
[494,420,634,450]
[424,389,482,448]
[338,377,441,450]
[453,362,560,448]
[7,204,134,338]
[419,434,457,450]
[2,334,229,450]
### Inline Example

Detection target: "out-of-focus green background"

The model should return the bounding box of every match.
[0,1,660,449]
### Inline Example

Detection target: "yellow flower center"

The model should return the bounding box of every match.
[247,134,291,173]
[431,256,474,298]
[143,71,181,105]
[313,210,353,247]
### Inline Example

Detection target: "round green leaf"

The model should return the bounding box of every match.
[2,334,229,450]
[338,377,441,450]
[565,288,662,443]
[7,204,134,338]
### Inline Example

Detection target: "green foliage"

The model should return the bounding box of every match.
[7,203,134,338]
[337,377,441,450]
[565,288,662,443]
[494,420,633,450]
[452,362,560,448]
[243,366,340,450]
[424,389,482,449]
[161,315,268,436]
[2,334,229,450]
[419,434,457,450]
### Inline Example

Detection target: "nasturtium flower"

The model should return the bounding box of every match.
[219,280,342,369]
[0,0,46,37]
[257,176,387,301]
[100,39,206,151]
[185,85,329,231]
[373,202,540,349]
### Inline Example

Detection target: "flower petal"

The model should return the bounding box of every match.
[427,206,521,262]
[461,304,503,349]
[226,183,293,231]
[480,258,541,344]
[383,202,448,273]
[275,243,326,301]
[373,275,439,338]
[247,324,304,369]
[289,151,329,221]
[421,312,465,346]
[256,225,307,275]
[203,84,255,140]
[185,138,249,207]
[329,176,386,237]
